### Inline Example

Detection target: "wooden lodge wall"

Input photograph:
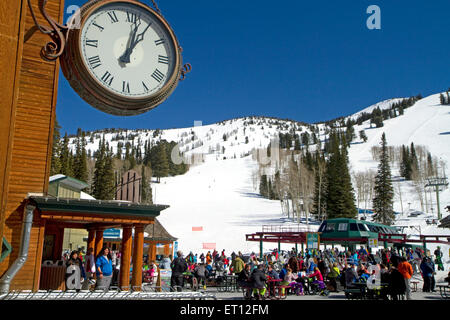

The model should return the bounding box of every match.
[0,0,64,291]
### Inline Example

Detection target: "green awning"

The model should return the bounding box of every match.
[29,196,169,219]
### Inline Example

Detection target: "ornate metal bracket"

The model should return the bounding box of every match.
[27,0,68,61]
[180,63,192,81]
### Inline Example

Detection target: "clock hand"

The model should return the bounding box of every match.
[120,22,151,64]
[119,22,140,64]
[132,22,151,47]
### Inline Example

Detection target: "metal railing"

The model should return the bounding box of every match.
[0,286,217,300]
[261,225,313,234]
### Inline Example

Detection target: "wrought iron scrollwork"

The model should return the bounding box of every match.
[180,63,192,81]
[27,0,68,61]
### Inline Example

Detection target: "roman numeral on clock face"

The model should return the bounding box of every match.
[88,55,102,69]
[151,69,165,83]
[155,39,165,46]
[85,39,98,48]
[158,55,169,65]
[101,71,114,86]
[107,11,119,23]
[142,81,149,92]
[126,11,140,24]
[92,22,104,31]
[122,81,130,93]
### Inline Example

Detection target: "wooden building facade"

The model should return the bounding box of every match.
[0,0,173,293]
[0,0,65,292]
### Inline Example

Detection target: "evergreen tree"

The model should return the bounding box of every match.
[60,133,73,176]
[359,130,368,143]
[92,137,106,199]
[312,151,327,220]
[426,152,434,177]
[259,174,268,198]
[345,121,355,144]
[50,119,62,176]
[294,137,301,151]
[372,133,395,225]
[410,142,418,172]
[324,130,357,219]
[150,142,169,182]
[141,165,153,204]
[73,129,88,183]
[92,137,116,200]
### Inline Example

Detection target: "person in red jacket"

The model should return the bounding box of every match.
[398,257,414,300]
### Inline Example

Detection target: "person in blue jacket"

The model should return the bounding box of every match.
[279,264,288,280]
[95,247,113,291]
[420,257,434,292]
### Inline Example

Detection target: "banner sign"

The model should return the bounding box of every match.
[306,233,320,250]
[174,241,178,258]
[104,228,120,238]
[159,269,172,291]
[368,238,378,248]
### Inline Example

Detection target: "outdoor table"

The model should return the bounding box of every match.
[436,283,450,299]
[411,280,419,292]
[266,279,282,299]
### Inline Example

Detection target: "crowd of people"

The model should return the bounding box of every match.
[164,245,449,300]
[62,246,158,291]
[61,244,448,299]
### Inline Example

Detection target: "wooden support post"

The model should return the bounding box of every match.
[87,229,96,252]
[259,238,263,260]
[120,225,133,291]
[131,225,144,291]
[147,241,156,262]
[94,229,104,257]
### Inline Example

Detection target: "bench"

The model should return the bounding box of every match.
[344,288,365,300]
[436,283,450,299]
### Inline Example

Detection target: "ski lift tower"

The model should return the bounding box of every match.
[425,177,448,220]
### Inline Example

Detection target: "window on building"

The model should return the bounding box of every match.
[318,222,327,233]
[357,224,369,232]
[338,223,348,231]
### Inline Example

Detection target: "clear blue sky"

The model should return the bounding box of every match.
[57,0,450,135]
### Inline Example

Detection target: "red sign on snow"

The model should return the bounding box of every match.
[202,243,216,250]
[192,227,203,231]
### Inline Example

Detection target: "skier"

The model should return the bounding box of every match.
[434,246,444,271]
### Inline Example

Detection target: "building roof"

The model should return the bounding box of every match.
[439,215,450,229]
[49,174,89,190]
[144,219,177,242]
[29,196,169,219]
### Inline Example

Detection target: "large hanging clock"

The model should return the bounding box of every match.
[60,0,184,116]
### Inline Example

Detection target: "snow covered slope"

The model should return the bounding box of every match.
[69,92,450,262]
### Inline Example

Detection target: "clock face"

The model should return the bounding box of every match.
[80,1,177,98]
